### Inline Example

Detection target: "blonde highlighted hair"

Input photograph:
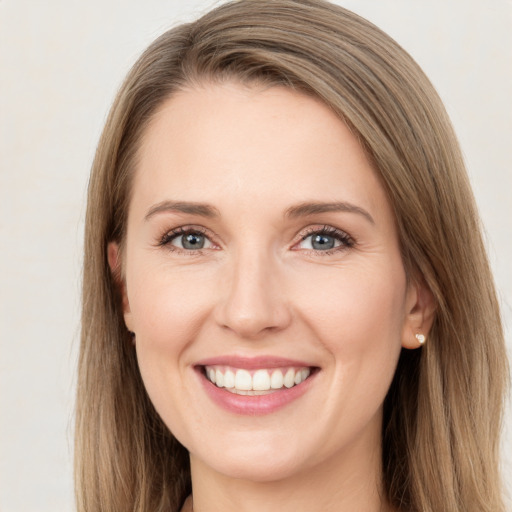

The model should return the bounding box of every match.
[77,1,508,510]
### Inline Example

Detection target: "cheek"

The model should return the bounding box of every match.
[290,261,407,446]
[127,260,214,343]
[125,263,216,397]
[292,260,407,401]
[296,262,406,343]
[126,266,220,443]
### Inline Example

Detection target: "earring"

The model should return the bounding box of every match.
[128,330,136,345]
[415,333,426,345]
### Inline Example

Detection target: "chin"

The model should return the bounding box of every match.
[190,433,312,483]
[208,455,305,483]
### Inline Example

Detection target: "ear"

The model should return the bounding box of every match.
[107,242,133,332]
[401,275,436,349]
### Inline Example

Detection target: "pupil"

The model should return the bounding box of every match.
[183,233,205,250]
[312,234,334,250]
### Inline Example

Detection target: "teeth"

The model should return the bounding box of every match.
[270,370,284,389]
[235,369,252,390]
[253,369,271,391]
[205,366,311,392]
[215,369,224,388]
[284,368,295,388]
[224,369,235,388]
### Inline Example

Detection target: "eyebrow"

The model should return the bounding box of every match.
[144,199,374,225]
[285,201,375,224]
[144,200,220,221]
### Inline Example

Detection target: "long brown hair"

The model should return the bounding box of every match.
[76,1,509,510]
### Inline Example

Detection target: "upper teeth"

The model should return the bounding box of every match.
[206,366,311,393]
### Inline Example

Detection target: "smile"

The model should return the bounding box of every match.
[195,357,318,414]
[204,366,311,395]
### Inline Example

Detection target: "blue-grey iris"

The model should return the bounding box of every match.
[183,233,205,249]
[312,234,335,250]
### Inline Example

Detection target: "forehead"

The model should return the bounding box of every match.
[132,82,391,221]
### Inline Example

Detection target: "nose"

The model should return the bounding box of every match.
[214,247,292,339]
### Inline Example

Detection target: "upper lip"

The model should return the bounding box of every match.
[194,355,316,370]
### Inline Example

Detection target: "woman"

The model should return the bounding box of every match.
[76,1,509,511]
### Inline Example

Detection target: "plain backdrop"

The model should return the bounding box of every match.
[1,1,511,510]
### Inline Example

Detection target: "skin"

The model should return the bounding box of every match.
[109,82,434,512]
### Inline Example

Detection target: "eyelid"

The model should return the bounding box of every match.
[157,225,220,253]
[291,224,355,253]
[156,223,354,255]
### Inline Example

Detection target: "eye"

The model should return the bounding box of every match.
[159,227,215,252]
[174,232,209,250]
[296,226,354,253]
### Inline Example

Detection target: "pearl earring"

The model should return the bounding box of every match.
[415,333,426,345]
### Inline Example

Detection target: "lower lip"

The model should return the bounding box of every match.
[197,369,316,415]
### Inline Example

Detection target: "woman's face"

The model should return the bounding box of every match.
[114,82,424,483]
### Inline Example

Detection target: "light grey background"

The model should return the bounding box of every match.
[1,1,511,510]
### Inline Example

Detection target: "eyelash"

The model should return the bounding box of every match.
[157,224,355,255]
[157,226,214,255]
[296,225,355,255]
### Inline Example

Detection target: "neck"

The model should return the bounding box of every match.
[188,422,392,512]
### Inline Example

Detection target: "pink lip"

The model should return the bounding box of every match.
[194,356,318,415]
[195,355,314,370]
